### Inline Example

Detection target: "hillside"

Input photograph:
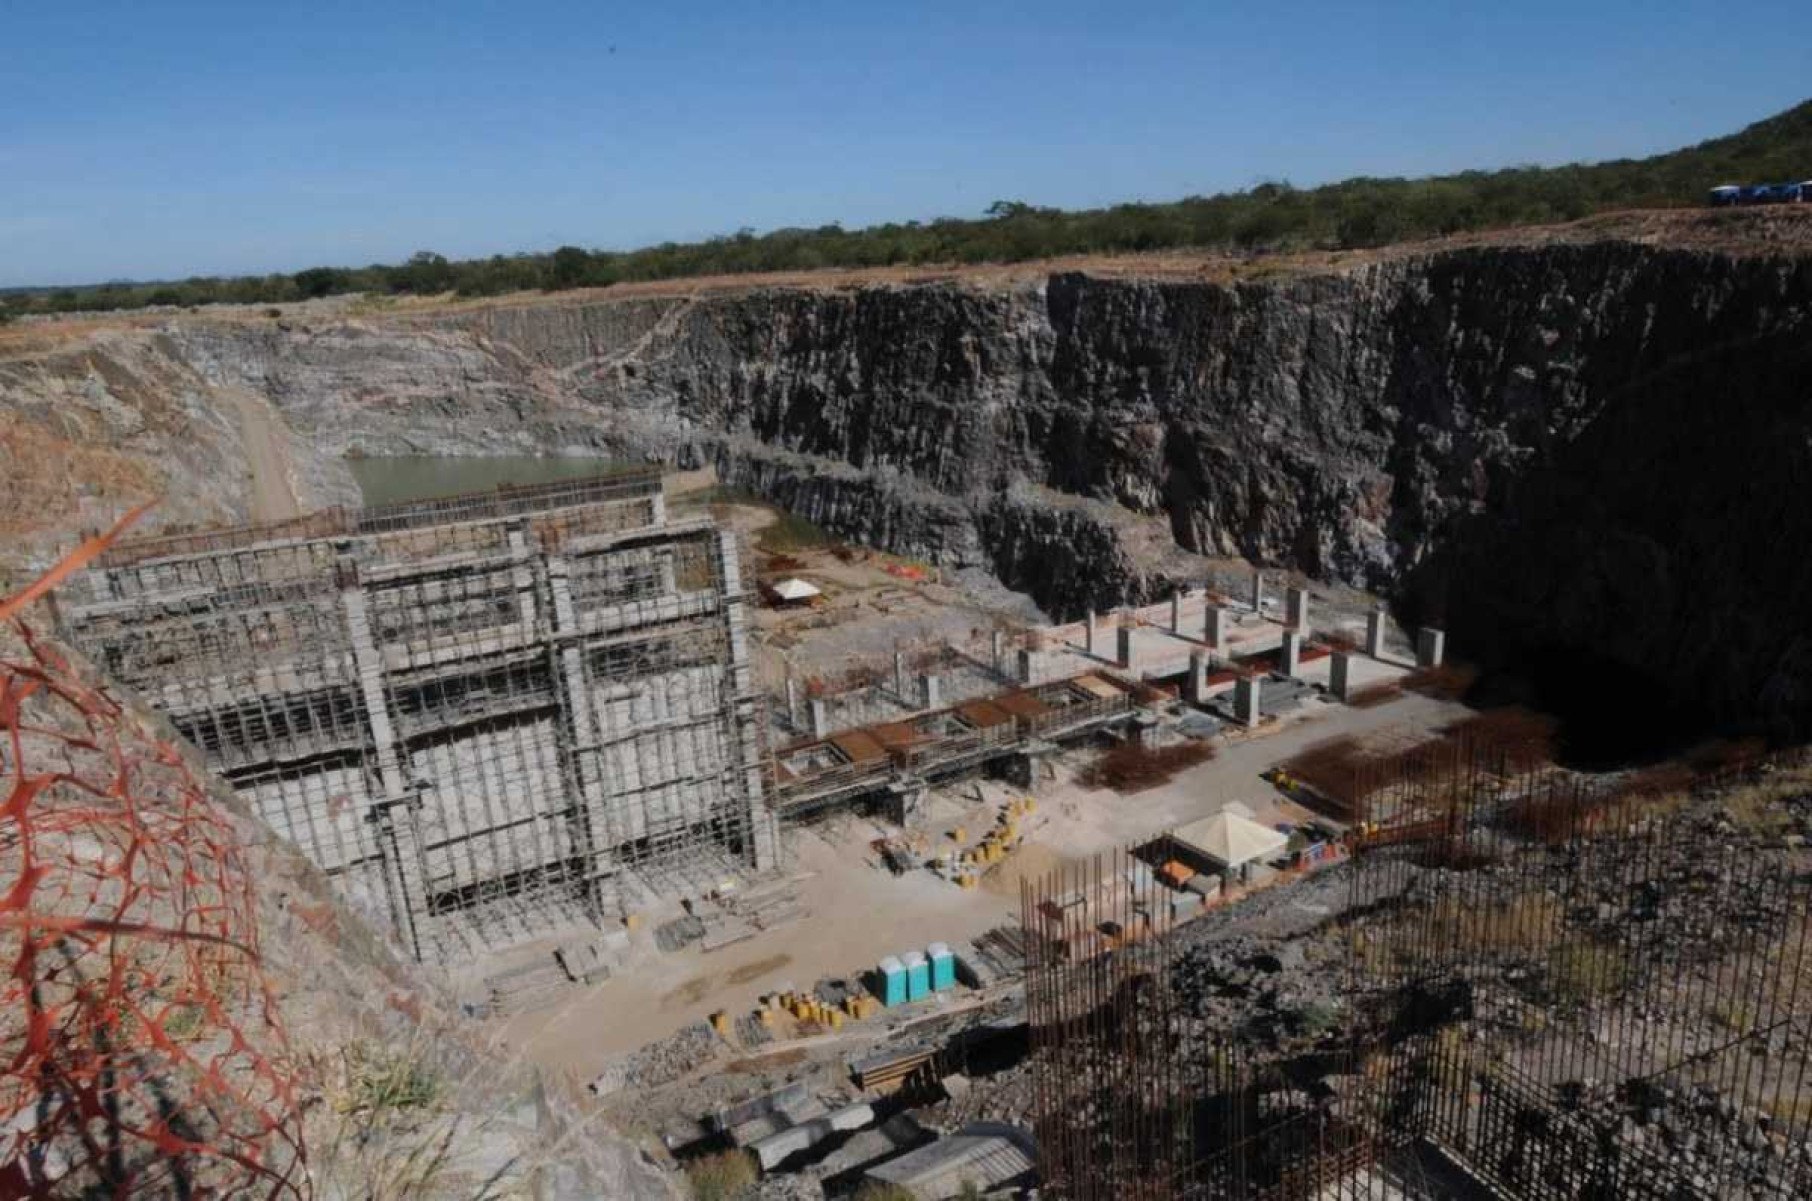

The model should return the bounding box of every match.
[4,100,1809,316]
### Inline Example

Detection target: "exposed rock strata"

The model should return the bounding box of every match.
[4,238,1810,737]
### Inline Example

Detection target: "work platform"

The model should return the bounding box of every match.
[60,470,777,963]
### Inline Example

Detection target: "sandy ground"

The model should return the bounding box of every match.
[483,684,1465,1084]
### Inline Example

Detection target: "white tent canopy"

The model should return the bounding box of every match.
[1173,809,1288,870]
[769,577,821,602]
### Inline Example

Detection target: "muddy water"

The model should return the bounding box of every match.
[345,455,630,507]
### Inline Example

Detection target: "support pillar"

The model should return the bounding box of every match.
[548,555,620,910]
[1187,650,1209,705]
[340,576,428,961]
[1116,624,1134,670]
[991,630,1005,673]
[809,698,829,738]
[1169,591,1182,634]
[1235,674,1263,729]
[886,779,928,828]
[1329,651,1353,702]
[1085,610,1098,655]
[1206,605,1229,652]
[894,652,908,702]
[1365,608,1387,658]
[649,489,667,527]
[1251,570,1264,613]
[1417,627,1446,669]
[506,520,538,628]
[1017,647,1036,685]
[715,529,779,872]
[785,677,800,728]
[920,674,942,711]
[1280,629,1303,678]
[1285,586,1310,635]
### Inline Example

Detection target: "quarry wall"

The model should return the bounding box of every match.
[5,239,1811,739]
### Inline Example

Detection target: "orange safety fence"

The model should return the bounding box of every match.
[1,509,307,1197]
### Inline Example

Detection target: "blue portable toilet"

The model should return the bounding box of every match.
[928,942,956,991]
[878,956,907,1007]
[902,951,930,1001]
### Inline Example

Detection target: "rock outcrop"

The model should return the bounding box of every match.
[4,234,1810,739]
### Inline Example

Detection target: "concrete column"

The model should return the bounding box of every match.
[548,555,625,908]
[1169,591,1183,634]
[991,630,1005,673]
[1280,629,1303,678]
[649,489,667,527]
[894,652,908,702]
[1235,674,1263,728]
[714,530,779,872]
[1187,650,1209,705]
[1365,608,1387,658]
[1116,624,1134,670]
[920,673,942,711]
[887,779,927,828]
[505,520,538,628]
[785,677,800,727]
[1329,651,1353,701]
[1417,627,1446,668]
[809,697,829,738]
[1286,586,1310,635]
[340,578,428,961]
[1251,570,1264,613]
[1206,605,1229,651]
[1017,647,1036,685]
[1085,610,1098,655]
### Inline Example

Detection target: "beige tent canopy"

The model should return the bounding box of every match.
[768,577,822,603]
[1172,809,1288,870]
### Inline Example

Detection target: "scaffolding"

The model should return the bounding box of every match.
[58,473,777,963]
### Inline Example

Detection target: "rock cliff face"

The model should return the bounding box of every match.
[4,237,1810,740]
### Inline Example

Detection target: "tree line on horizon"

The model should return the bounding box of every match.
[3,99,1807,321]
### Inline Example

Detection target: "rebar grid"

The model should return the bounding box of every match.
[1024,730,1812,1199]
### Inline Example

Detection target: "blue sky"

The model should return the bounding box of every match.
[3,1,1807,287]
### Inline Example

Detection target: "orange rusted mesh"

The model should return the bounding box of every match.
[1,513,307,1197]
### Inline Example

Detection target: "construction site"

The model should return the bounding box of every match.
[43,469,1812,1199]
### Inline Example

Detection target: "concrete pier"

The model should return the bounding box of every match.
[920,674,942,711]
[1329,651,1352,701]
[1366,609,1387,658]
[1417,628,1446,668]
[1251,570,1264,613]
[1170,592,1183,634]
[1286,587,1310,635]
[1235,674,1263,728]
[1116,624,1134,670]
[1280,629,1303,678]
[1206,605,1229,651]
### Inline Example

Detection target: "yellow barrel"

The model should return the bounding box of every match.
[951,826,966,843]
[1023,797,1036,812]
[710,1011,729,1035]
[830,1010,844,1029]
[624,913,642,931]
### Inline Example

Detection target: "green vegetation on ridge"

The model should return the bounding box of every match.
[5,99,1809,320]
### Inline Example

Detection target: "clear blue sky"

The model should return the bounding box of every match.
[3,1,1807,287]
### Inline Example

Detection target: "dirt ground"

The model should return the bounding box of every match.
[467,476,1468,1087]
[481,685,1465,1084]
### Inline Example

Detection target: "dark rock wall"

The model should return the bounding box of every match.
[16,242,1810,738]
